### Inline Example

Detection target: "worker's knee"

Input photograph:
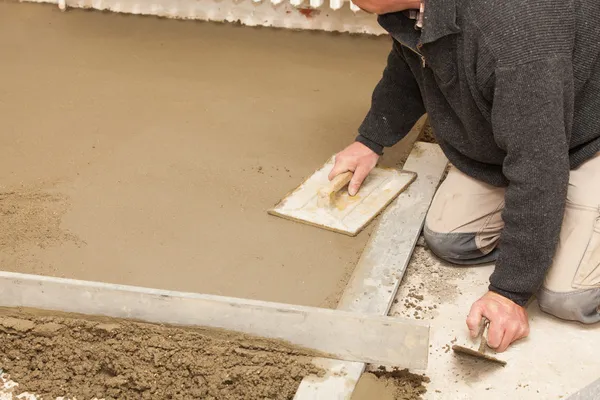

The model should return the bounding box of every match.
[422,226,499,266]
[537,287,600,324]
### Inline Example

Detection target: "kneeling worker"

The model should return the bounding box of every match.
[328,0,600,352]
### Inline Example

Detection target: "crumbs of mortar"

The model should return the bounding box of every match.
[392,245,467,320]
[371,366,430,400]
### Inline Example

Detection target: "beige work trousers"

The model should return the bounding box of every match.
[423,155,600,324]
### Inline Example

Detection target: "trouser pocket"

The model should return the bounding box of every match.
[573,215,600,289]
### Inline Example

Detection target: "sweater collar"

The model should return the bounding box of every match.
[419,0,461,45]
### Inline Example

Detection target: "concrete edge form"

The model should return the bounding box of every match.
[0,271,429,367]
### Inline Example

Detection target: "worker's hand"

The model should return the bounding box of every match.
[466,291,530,353]
[329,141,379,196]
[351,0,420,15]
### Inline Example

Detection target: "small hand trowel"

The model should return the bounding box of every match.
[452,318,507,366]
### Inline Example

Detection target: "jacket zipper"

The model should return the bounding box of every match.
[390,35,427,68]
[416,43,426,67]
[402,45,426,68]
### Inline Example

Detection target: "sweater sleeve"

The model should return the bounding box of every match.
[488,57,574,306]
[357,39,426,155]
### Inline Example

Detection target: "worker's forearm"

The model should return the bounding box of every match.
[488,58,574,306]
[357,39,425,154]
[489,178,568,306]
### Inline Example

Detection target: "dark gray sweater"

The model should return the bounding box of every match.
[357,0,600,306]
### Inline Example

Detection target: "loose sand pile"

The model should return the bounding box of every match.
[0,308,323,400]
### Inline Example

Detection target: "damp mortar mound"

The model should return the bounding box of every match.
[351,366,430,400]
[0,308,324,400]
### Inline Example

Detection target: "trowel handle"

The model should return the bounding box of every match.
[328,171,353,194]
[478,318,491,353]
[317,171,353,207]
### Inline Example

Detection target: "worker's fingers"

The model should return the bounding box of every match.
[485,319,505,350]
[348,163,372,196]
[466,304,484,338]
[329,141,379,181]
[467,291,530,353]
[329,152,357,180]
[328,162,353,180]
[495,321,520,352]
[513,322,529,342]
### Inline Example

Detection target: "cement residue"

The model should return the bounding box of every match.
[0,188,78,253]
[391,245,468,320]
[0,309,323,400]
[418,121,437,144]
[351,368,429,400]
